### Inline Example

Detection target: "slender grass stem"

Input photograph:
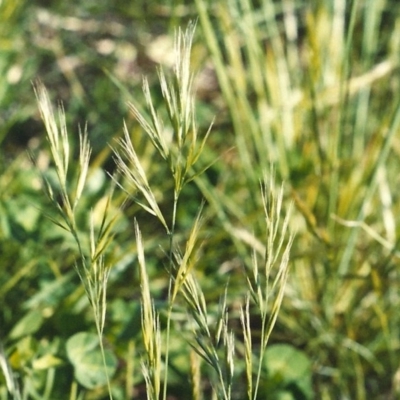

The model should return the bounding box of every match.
[162,304,173,400]
[98,340,114,400]
[35,83,116,400]
[162,193,178,400]
[252,313,268,400]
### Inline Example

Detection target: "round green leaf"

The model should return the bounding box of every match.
[265,344,312,398]
[66,332,117,389]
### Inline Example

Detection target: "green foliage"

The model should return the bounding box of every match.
[66,332,117,390]
[1,1,400,400]
[264,344,313,400]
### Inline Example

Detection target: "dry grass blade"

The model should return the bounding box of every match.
[113,122,168,232]
[240,297,252,400]
[180,272,210,338]
[170,205,204,303]
[74,125,91,210]
[160,22,196,148]
[135,220,162,400]
[34,82,74,223]
[34,82,69,191]
[129,79,169,160]
[190,350,202,400]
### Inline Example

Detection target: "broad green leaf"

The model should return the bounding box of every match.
[265,344,312,398]
[66,332,117,389]
[9,310,43,340]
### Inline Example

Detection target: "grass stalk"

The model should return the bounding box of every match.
[241,174,294,399]
[135,221,162,399]
[240,297,252,400]
[114,22,212,399]
[35,83,117,400]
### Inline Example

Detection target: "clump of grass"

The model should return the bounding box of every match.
[6,17,293,400]
[112,22,215,399]
[194,0,400,397]
[113,22,294,400]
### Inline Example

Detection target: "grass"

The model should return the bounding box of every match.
[1,1,400,399]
